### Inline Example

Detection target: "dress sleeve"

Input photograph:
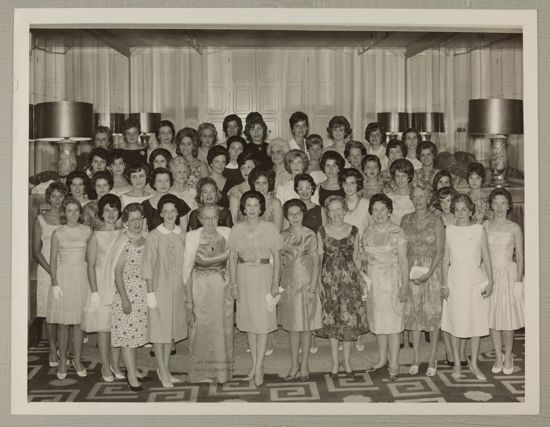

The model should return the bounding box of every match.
[142,231,159,281]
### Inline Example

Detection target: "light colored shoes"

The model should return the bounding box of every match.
[110,365,126,380]
[408,364,419,375]
[72,360,87,378]
[503,355,514,375]
[309,345,319,354]
[264,348,274,356]
[156,369,174,388]
[492,352,505,374]
[426,361,438,377]
[469,364,487,381]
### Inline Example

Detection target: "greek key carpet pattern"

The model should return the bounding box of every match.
[27,332,524,403]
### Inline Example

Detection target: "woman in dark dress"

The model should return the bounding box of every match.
[317,151,345,207]
[294,173,324,233]
[187,177,233,231]
[207,145,232,208]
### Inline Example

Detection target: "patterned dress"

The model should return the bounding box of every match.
[401,212,443,332]
[469,189,494,224]
[315,226,368,341]
[111,242,148,348]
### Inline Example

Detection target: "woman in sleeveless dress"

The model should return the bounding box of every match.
[441,194,494,381]
[48,197,92,380]
[315,195,368,377]
[317,151,345,208]
[248,168,283,231]
[484,188,524,375]
[183,205,233,383]
[31,182,66,367]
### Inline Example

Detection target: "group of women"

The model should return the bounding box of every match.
[31,112,525,392]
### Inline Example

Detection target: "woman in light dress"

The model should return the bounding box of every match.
[228,151,259,223]
[82,171,115,231]
[279,199,322,380]
[32,182,66,367]
[248,167,283,231]
[175,127,209,182]
[228,191,282,388]
[107,149,132,197]
[441,194,494,381]
[169,156,198,212]
[120,162,153,208]
[386,159,415,226]
[81,194,123,382]
[484,188,524,375]
[48,197,92,379]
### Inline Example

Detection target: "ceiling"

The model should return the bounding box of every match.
[31,29,522,59]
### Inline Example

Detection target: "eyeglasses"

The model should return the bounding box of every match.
[297,186,312,191]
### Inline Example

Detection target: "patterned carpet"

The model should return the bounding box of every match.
[27,331,525,403]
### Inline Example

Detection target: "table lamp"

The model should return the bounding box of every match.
[376,112,409,141]
[410,112,445,141]
[129,112,161,146]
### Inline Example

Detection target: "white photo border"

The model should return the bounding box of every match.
[12,7,539,416]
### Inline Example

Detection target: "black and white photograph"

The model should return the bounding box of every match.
[11,7,539,415]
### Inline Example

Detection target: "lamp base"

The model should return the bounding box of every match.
[489,134,508,187]
[57,138,79,177]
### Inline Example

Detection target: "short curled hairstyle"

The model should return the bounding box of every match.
[248,167,276,193]
[195,176,221,205]
[403,128,423,146]
[450,194,476,216]
[244,114,268,143]
[123,118,141,134]
[158,193,185,225]
[155,120,175,141]
[489,187,513,214]
[389,158,415,183]
[207,145,229,166]
[361,154,382,172]
[432,170,454,191]
[197,122,218,147]
[306,134,323,150]
[409,180,433,207]
[324,194,346,211]
[267,137,290,157]
[433,186,459,211]
[148,147,173,169]
[123,162,149,184]
[66,170,93,198]
[339,168,364,191]
[89,147,109,163]
[239,190,266,217]
[283,198,307,219]
[386,139,407,158]
[59,197,83,224]
[344,140,367,160]
[364,122,386,143]
[284,149,309,174]
[320,151,345,172]
[150,167,174,190]
[223,114,243,137]
[45,181,68,203]
[121,202,144,223]
[97,193,122,221]
[226,135,246,151]
[107,148,125,166]
[294,173,317,194]
[368,192,393,215]
[416,140,438,160]
[327,116,352,139]
[175,127,199,158]
[237,150,260,169]
[93,126,114,148]
[91,170,114,191]
[467,162,486,180]
[289,111,309,131]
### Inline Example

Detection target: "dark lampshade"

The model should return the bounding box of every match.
[94,113,126,134]
[411,112,445,133]
[376,112,410,133]
[468,99,523,135]
[129,112,161,133]
[35,101,94,141]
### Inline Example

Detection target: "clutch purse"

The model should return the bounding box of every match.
[409,266,429,280]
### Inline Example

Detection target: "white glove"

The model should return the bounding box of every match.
[147,292,158,309]
[52,285,63,300]
[90,292,101,311]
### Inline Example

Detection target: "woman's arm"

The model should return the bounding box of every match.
[199,161,210,178]
[228,249,238,299]
[513,223,524,280]
[229,194,240,224]
[86,234,99,292]
[440,237,450,299]
[397,239,409,301]
[352,230,361,271]
[114,248,131,314]
[272,199,283,232]
[480,227,494,297]
[179,214,189,233]
[271,249,281,296]
[49,230,60,287]
[32,217,49,273]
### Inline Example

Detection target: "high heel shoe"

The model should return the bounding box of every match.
[126,377,143,392]
[157,368,181,384]
[284,368,300,381]
[365,362,387,373]
[492,352,504,374]
[469,364,487,381]
[157,370,174,388]
[408,364,419,375]
[110,364,126,380]
[72,360,87,378]
[101,367,114,382]
[48,356,59,368]
[503,355,514,375]
[426,360,438,377]
[56,367,67,380]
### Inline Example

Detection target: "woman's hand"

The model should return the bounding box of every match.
[440,286,449,300]
[52,285,63,300]
[146,292,158,309]
[90,292,101,311]
[185,300,195,325]
[413,272,431,285]
[231,284,239,300]
[121,298,132,315]
[398,285,409,302]
[481,282,493,298]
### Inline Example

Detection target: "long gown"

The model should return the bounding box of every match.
[81,229,121,332]
[111,241,148,348]
[315,226,368,341]
[279,228,322,332]
[36,215,60,318]
[441,224,490,338]
[401,212,443,332]
[485,222,524,331]
[142,224,188,343]
[47,224,92,325]
[228,221,282,334]
[361,222,406,335]
[188,233,234,383]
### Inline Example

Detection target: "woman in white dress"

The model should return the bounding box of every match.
[484,188,524,375]
[441,194,494,380]
[121,162,153,208]
[386,159,415,226]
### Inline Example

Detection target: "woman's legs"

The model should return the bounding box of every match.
[328,338,339,373]
[97,331,111,377]
[164,342,171,373]
[287,331,300,377]
[342,341,353,373]
[110,346,122,373]
[490,328,504,369]
[46,321,57,363]
[372,334,388,369]
[469,336,481,370]
[451,334,461,377]
[299,331,311,376]
[442,331,454,363]
[428,328,440,369]
[254,333,268,385]
[153,343,170,384]
[502,330,515,371]
[245,332,257,380]
[121,347,140,387]
[56,324,69,374]
[388,333,400,375]
[411,330,422,366]
[72,325,84,371]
